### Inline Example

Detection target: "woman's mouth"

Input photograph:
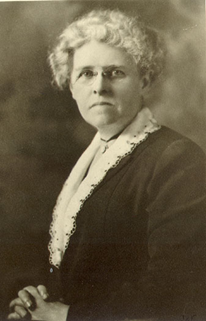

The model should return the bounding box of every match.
[90,102,113,108]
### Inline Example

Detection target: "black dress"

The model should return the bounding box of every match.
[48,127,206,321]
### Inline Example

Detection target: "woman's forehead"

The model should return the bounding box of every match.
[72,40,135,70]
[73,64,127,72]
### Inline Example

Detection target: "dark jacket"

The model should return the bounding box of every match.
[48,126,206,321]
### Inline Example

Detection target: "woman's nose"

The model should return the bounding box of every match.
[92,73,111,95]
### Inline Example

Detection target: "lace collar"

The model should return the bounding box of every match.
[48,107,161,268]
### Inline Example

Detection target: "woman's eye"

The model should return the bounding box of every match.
[111,70,125,77]
[79,70,93,79]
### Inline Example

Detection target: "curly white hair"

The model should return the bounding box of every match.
[49,9,166,89]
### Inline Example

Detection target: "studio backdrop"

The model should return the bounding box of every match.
[0,0,205,317]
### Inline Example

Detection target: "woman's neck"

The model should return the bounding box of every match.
[97,113,138,141]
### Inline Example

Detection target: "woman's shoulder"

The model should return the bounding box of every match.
[146,125,205,160]
[143,126,206,199]
[132,125,206,172]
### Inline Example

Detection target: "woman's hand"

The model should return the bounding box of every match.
[8,285,49,319]
[8,296,29,319]
[23,285,69,321]
[7,285,69,320]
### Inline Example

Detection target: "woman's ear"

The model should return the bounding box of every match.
[69,82,75,98]
[141,75,151,89]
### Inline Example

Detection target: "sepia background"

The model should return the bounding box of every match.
[0,0,205,317]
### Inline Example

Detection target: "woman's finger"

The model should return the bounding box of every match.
[18,289,36,310]
[14,305,28,318]
[7,311,21,319]
[23,286,40,298]
[37,285,49,300]
[23,285,45,310]
[9,297,24,310]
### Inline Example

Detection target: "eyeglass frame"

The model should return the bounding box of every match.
[70,67,127,87]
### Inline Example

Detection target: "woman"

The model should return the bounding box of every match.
[8,9,206,321]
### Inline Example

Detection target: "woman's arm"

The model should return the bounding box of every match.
[144,139,206,316]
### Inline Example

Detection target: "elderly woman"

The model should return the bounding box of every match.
[8,8,206,321]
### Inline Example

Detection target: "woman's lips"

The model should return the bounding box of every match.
[90,102,113,108]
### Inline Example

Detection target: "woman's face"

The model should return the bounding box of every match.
[70,40,145,137]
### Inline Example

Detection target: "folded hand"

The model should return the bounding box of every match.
[8,285,69,321]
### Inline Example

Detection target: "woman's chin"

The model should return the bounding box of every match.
[87,115,118,130]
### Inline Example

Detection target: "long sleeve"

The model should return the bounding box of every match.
[144,138,206,317]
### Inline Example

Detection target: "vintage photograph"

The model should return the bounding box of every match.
[0,0,206,320]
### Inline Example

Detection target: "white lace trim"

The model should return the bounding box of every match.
[48,107,161,268]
